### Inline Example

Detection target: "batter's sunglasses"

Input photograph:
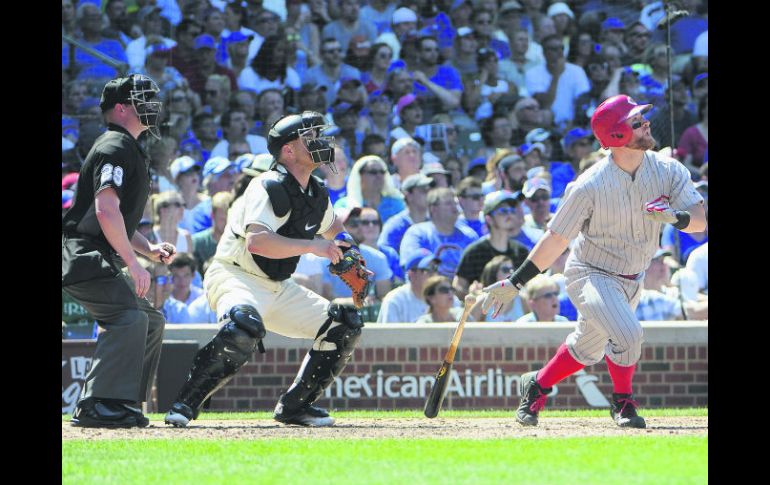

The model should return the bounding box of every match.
[630,118,648,130]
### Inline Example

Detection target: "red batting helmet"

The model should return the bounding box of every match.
[590,95,652,149]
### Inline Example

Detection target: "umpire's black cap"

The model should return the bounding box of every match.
[99,76,133,112]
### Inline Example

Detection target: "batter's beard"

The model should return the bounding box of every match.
[627,133,657,151]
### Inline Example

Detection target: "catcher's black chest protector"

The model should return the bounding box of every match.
[252,169,329,281]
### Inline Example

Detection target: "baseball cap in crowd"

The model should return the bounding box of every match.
[525,128,551,144]
[391,136,421,158]
[368,90,391,104]
[138,217,153,228]
[401,173,434,192]
[202,156,234,178]
[332,102,360,118]
[466,157,487,175]
[169,155,200,180]
[240,153,274,177]
[602,17,625,31]
[396,94,419,115]
[392,7,418,24]
[523,177,552,198]
[547,2,574,19]
[340,77,363,89]
[62,190,75,210]
[421,161,450,177]
[349,35,372,56]
[520,142,545,157]
[497,152,524,171]
[194,34,217,50]
[456,26,474,38]
[225,31,254,44]
[526,166,545,180]
[693,72,708,88]
[561,127,593,151]
[403,248,440,272]
[450,0,473,12]
[483,190,524,216]
[499,1,524,14]
[137,6,162,24]
[299,81,328,95]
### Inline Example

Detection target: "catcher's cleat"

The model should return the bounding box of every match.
[516,371,552,426]
[273,397,335,427]
[164,402,195,428]
[71,398,149,428]
[610,393,647,428]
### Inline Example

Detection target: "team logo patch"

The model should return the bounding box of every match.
[113,166,123,187]
[100,164,114,184]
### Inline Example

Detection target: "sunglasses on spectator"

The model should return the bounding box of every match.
[257,16,278,23]
[433,286,453,295]
[287,34,300,42]
[493,206,517,215]
[348,219,380,228]
[205,90,219,97]
[415,266,436,274]
[160,202,183,209]
[500,265,514,273]
[171,95,189,102]
[632,31,651,38]
[528,194,549,202]
[534,291,560,300]
[377,51,392,59]
[460,193,484,200]
[323,48,342,54]
[475,19,492,25]
[362,169,386,175]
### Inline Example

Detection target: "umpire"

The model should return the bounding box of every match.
[62,74,177,428]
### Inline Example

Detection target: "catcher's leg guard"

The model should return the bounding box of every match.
[167,305,265,423]
[277,304,363,413]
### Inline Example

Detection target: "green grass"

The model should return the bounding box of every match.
[61,407,708,421]
[62,436,707,485]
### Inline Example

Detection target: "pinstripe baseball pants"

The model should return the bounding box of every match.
[563,262,644,367]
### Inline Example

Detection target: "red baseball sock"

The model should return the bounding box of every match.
[536,344,585,389]
[605,357,635,395]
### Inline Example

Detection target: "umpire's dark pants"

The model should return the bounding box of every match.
[63,272,165,404]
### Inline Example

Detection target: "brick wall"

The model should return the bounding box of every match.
[207,342,708,411]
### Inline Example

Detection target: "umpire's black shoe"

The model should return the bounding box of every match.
[164,402,196,428]
[516,371,552,426]
[273,395,335,427]
[610,393,647,428]
[71,399,149,428]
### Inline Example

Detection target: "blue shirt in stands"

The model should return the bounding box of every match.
[549,161,576,199]
[512,229,538,251]
[62,38,128,80]
[327,185,347,206]
[334,195,406,224]
[661,224,707,265]
[559,293,578,321]
[379,243,403,282]
[399,221,479,277]
[377,209,417,254]
[413,65,463,96]
[457,217,486,238]
[189,198,213,234]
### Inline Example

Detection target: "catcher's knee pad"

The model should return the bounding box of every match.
[282,304,364,410]
[173,305,264,415]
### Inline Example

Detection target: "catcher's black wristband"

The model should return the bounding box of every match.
[673,210,691,230]
[506,259,542,290]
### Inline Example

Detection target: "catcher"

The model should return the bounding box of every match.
[165,111,373,428]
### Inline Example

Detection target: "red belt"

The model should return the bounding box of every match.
[617,273,640,280]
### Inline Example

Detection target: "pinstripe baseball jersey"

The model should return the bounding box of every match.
[548,151,703,275]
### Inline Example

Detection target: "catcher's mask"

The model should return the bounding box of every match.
[100,74,163,139]
[268,111,337,172]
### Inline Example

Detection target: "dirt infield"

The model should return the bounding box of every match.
[62,416,707,440]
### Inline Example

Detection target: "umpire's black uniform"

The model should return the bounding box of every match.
[62,120,165,412]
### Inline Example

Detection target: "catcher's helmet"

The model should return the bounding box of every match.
[267,111,337,171]
[590,95,652,149]
[100,74,163,139]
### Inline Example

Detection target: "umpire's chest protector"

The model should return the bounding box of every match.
[251,170,329,281]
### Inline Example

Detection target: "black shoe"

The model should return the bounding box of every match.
[610,393,647,428]
[516,371,552,426]
[71,399,149,428]
[164,402,195,428]
[273,395,334,427]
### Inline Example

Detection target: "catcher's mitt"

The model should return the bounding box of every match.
[329,247,374,308]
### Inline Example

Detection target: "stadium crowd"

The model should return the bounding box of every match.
[62,0,707,335]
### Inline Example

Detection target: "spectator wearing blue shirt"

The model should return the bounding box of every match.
[304,37,362,106]
[412,35,463,120]
[322,0,378,53]
[343,206,402,286]
[189,157,238,233]
[400,187,479,278]
[456,176,486,238]
[549,127,594,198]
[378,173,433,257]
[470,9,511,60]
[63,3,129,81]
[319,146,350,206]
[334,155,406,224]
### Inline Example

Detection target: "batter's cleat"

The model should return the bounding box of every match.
[610,393,647,428]
[273,398,335,427]
[516,371,552,426]
[71,398,150,428]
[164,402,195,428]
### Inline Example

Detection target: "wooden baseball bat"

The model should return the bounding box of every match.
[423,294,476,418]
